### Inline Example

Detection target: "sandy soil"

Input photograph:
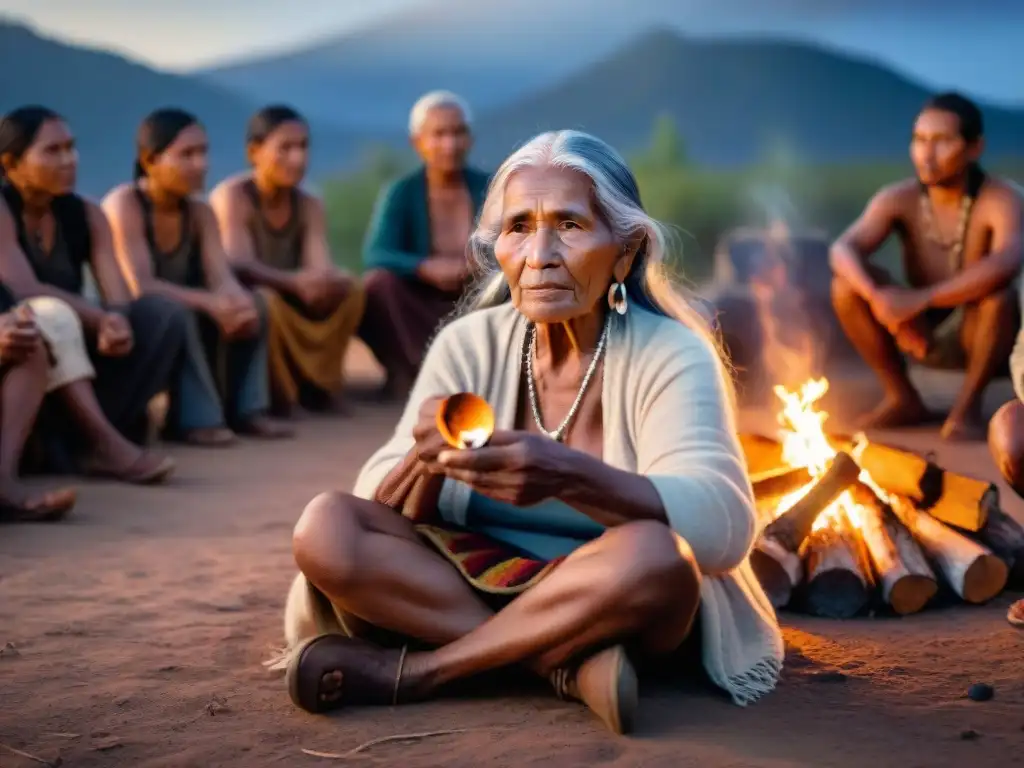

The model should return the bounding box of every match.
[1,350,1021,768]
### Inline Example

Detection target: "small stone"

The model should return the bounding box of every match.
[0,641,20,658]
[93,736,122,751]
[809,670,847,683]
[967,683,994,702]
[960,729,980,741]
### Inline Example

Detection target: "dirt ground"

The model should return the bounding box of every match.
[1,348,1021,768]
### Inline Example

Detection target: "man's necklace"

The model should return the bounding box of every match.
[524,313,612,442]
[918,190,975,272]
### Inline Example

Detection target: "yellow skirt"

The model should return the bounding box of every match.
[260,285,366,407]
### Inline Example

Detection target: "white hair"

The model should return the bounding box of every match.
[408,90,472,136]
[459,129,735,406]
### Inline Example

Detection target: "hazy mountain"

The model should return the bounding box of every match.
[0,21,371,197]
[470,30,1024,167]
[199,0,1024,132]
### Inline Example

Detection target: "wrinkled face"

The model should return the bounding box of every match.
[911,108,981,187]
[248,120,309,187]
[2,118,77,195]
[144,123,209,196]
[494,165,632,324]
[412,105,471,174]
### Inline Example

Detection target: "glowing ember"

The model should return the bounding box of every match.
[771,378,887,533]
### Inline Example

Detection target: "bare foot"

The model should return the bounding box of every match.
[856,394,936,430]
[940,413,987,442]
[234,415,294,439]
[83,442,176,485]
[183,427,237,447]
[0,480,77,523]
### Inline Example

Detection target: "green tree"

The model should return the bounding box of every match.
[633,113,687,173]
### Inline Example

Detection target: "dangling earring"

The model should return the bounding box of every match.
[607,282,628,315]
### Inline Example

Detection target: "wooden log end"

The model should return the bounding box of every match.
[887,575,939,615]
[750,549,794,609]
[803,569,870,619]
[962,555,1010,604]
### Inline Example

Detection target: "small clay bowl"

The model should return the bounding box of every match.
[436,393,495,449]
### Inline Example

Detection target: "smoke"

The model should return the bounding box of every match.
[744,182,827,394]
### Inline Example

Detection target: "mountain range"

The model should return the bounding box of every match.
[2,16,1023,196]
[0,22,369,197]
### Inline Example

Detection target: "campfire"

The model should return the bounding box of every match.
[747,378,1024,618]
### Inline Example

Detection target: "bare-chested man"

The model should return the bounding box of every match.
[831,92,1022,441]
[358,91,490,399]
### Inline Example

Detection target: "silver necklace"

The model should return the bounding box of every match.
[524,313,611,442]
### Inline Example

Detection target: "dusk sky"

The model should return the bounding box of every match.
[2,0,1021,103]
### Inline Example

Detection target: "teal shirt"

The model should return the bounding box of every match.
[361,166,491,276]
[462,491,606,561]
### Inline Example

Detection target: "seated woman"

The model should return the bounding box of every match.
[0,106,179,481]
[209,106,364,416]
[0,291,77,521]
[276,131,783,733]
[103,108,290,445]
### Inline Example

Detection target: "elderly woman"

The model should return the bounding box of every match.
[279,131,783,734]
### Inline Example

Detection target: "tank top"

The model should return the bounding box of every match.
[134,187,205,289]
[243,179,304,272]
[1,184,90,294]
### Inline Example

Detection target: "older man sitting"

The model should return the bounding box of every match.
[357,91,490,400]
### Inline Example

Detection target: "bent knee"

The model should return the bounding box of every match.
[292,490,364,585]
[989,401,1024,486]
[610,520,701,592]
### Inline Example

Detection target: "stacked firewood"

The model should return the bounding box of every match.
[742,433,1024,618]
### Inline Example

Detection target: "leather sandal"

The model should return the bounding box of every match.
[286,634,409,714]
[551,644,638,735]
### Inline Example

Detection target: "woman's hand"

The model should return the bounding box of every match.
[210,290,259,340]
[410,395,451,468]
[96,311,134,357]
[436,430,572,506]
[0,307,41,365]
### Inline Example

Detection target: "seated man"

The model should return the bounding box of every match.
[830,92,1022,441]
[358,91,490,400]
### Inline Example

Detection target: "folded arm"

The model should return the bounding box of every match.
[102,188,213,313]
[829,185,902,301]
[0,198,106,331]
[922,187,1023,308]
[361,180,423,277]
[628,332,756,575]
[210,182,300,295]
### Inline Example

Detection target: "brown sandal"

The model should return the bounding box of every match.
[0,487,77,523]
[285,634,408,714]
[551,645,638,735]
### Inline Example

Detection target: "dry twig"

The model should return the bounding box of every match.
[0,741,62,767]
[301,727,507,760]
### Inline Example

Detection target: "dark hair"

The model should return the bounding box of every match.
[922,92,984,143]
[134,108,200,181]
[0,105,62,182]
[246,105,307,147]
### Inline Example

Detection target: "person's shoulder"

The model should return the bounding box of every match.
[380,167,425,199]
[100,183,141,218]
[432,302,517,348]
[209,173,254,212]
[978,176,1024,210]
[872,179,918,210]
[627,306,722,374]
[465,166,492,185]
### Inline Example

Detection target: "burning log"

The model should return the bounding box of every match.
[750,535,803,608]
[850,485,937,615]
[764,451,861,550]
[740,433,785,475]
[889,496,1008,604]
[801,510,873,618]
[852,436,993,532]
[973,505,1024,588]
[751,466,813,500]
